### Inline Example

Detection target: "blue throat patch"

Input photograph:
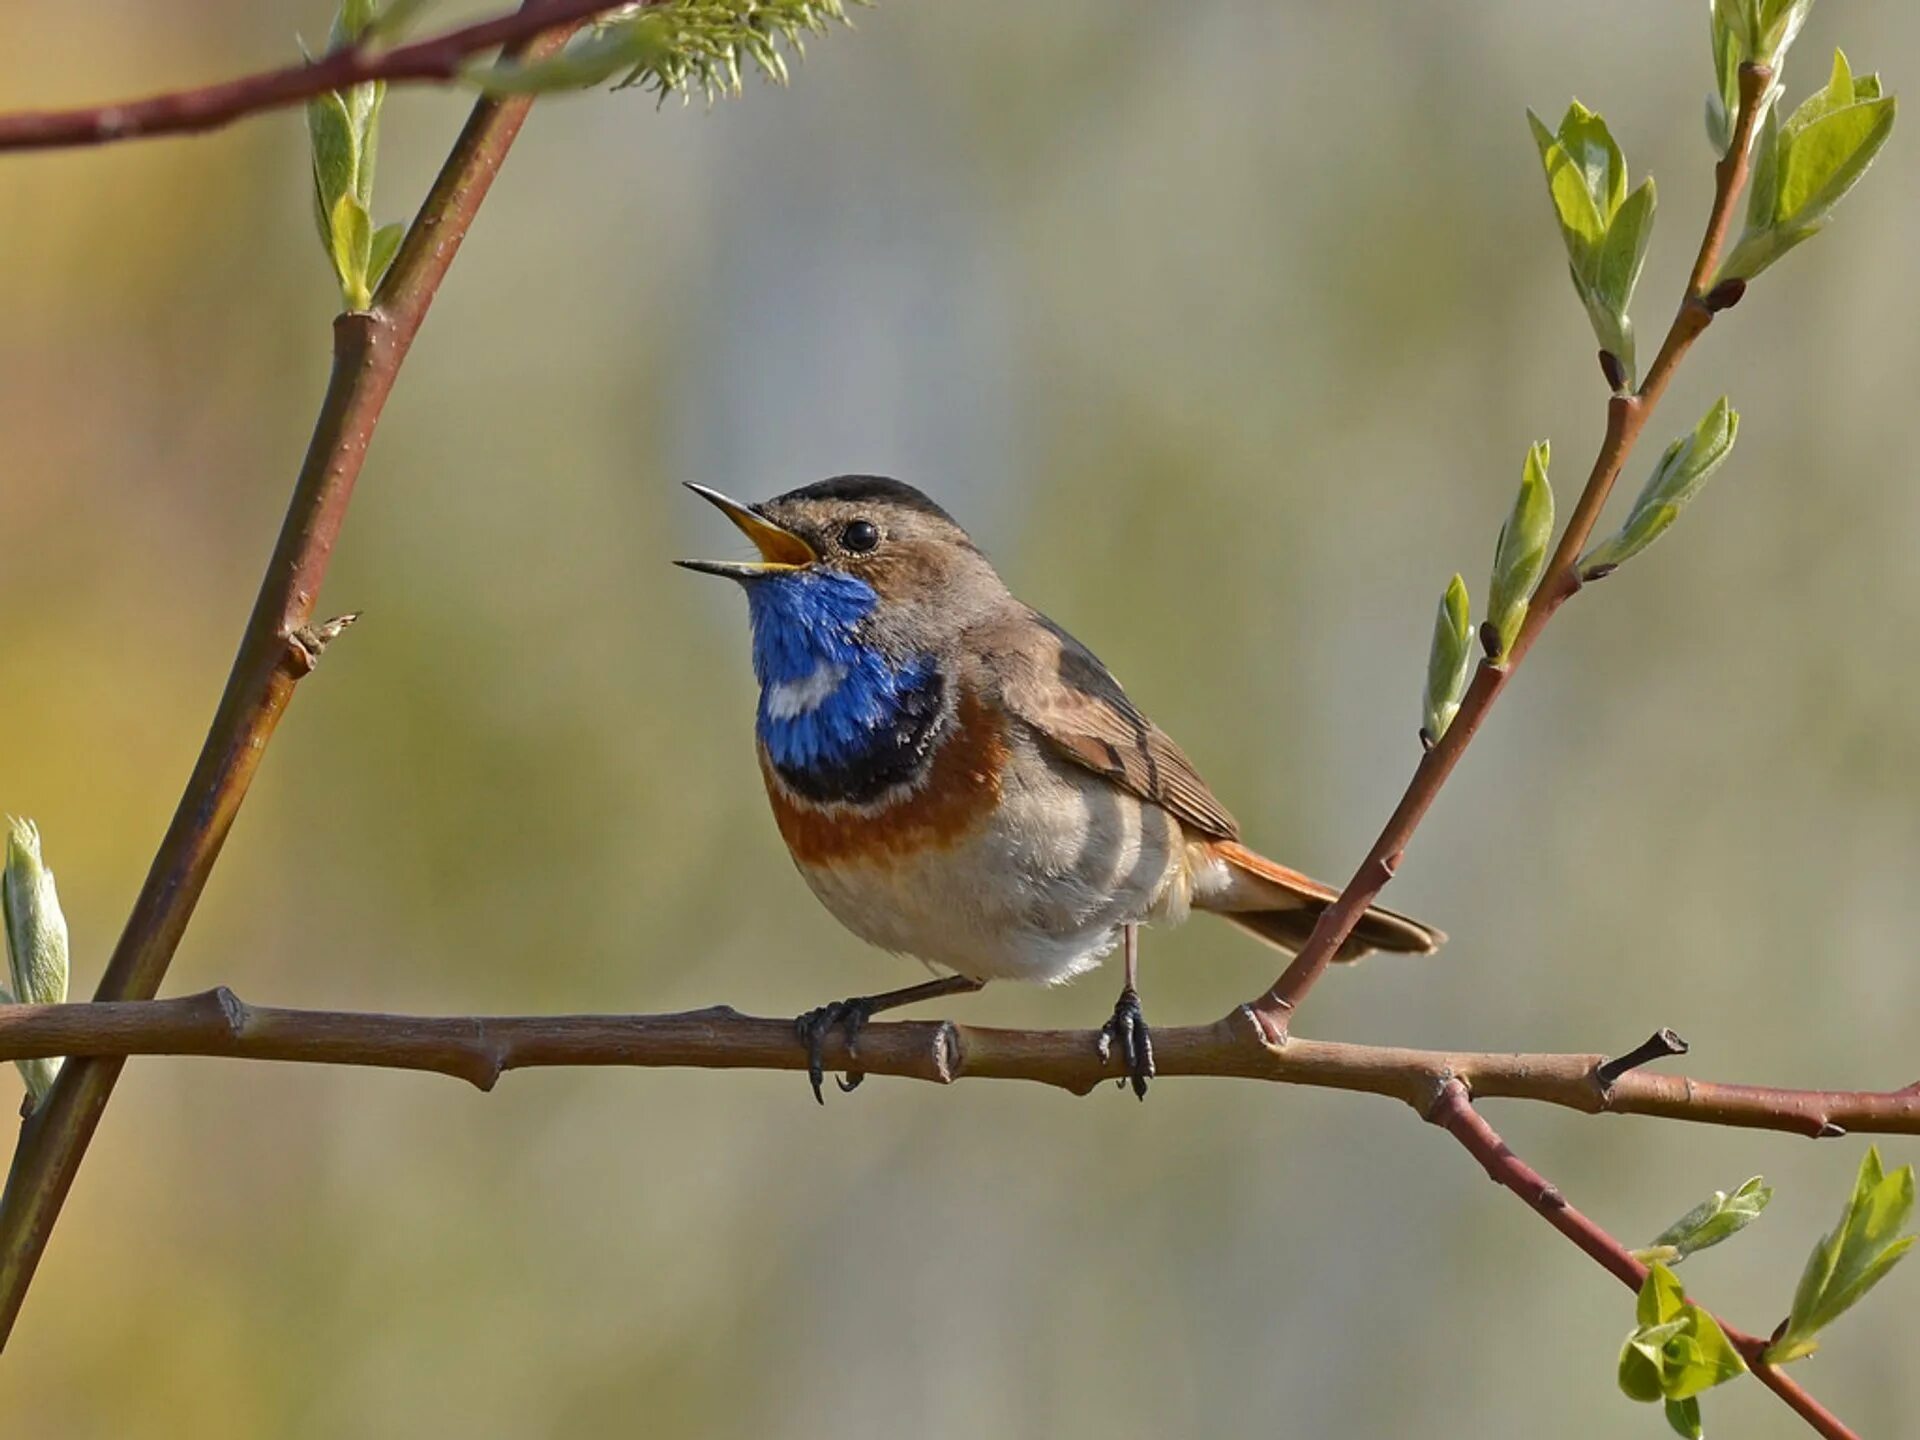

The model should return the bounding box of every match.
[745,570,945,804]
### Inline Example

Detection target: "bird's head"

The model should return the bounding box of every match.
[677,476,1005,666]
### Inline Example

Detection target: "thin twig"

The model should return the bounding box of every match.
[1249,62,1775,1038]
[1427,1081,1855,1440]
[0,992,1914,1138]
[0,0,639,153]
[0,8,589,1350]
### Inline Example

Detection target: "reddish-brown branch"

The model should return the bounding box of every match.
[0,11,589,1350]
[1248,63,1775,1038]
[0,0,640,153]
[0,992,1914,1138]
[1428,1080,1855,1440]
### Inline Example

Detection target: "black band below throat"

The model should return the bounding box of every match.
[771,669,949,806]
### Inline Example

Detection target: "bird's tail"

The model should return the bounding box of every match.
[1195,840,1444,962]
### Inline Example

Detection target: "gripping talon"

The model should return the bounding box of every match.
[1098,986,1154,1100]
[794,996,876,1104]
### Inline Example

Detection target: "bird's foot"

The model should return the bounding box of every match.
[1097,986,1154,1100]
[794,996,877,1104]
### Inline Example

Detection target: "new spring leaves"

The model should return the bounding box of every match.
[1721,51,1898,283]
[1618,1156,1914,1440]
[1,820,70,1108]
[1528,104,1655,389]
[1424,6,1899,748]
[306,0,405,311]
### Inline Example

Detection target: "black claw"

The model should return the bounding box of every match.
[794,997,876,1103]
[1097,986,1155,1100]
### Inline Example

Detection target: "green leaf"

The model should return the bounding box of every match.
[1594,177,1656,317]
[1529,110,1608,258]
[329,193,374,310]
[1485,441,1553,660]
[3,817,72,1107]
[306,90,359,234]
[1423,574,1473,743]
[368,222,406,292]
[1768,1146,1917,1362]
[331,0,380,50]
[1664,1396,1704,1440]
[1580,400,1737,578]
[1774,93,1897,230]
[1705,2,1741,154]
[1721,53,1898,282]
[1638,1260,1687,1327]
[1621,1265,1749,1407]
[1662,1307,1746,1399]
[1557,100,1627,221]
[350,80,386,211]
[1635,1177,1772,1265]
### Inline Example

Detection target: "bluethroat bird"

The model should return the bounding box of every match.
[679,477,1444,1102]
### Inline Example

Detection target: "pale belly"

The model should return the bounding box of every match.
[790,745,1205,985]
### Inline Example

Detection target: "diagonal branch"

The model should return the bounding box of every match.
[1428,1080,1856,1440]
[0,0,639,153]
[0,991,1914,1139]
[0,10,589,1350]
[1249,62,1775,1038]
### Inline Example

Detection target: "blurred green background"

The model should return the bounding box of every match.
[3,2,1918,1434]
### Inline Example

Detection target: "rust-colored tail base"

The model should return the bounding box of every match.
[1200,840,1444,962]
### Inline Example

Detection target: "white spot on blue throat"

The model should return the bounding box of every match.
[743,570,940,779]
[765,661,849,720]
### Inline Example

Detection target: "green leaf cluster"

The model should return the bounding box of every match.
[1766,1147,1915,1363]
[1421,574,1472,745]
[305,0,408,311]
[1720,51,1897,282]
[1485,441,1554,661]
[478,0,858,102]
[2,817,71,1108]
[1527,103,1656,387]
[1705,0,1812,154]
[1581,398,1738,579]
[1632,1177,1771,1266]
[1617,1264,1747,1438]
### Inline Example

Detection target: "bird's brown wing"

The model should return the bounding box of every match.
[980,607,1240,841]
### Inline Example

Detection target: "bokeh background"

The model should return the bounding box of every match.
[2,1,1918,1434]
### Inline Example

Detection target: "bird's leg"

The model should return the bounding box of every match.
[795,973,987,1104]
[1097,922,1154,1099]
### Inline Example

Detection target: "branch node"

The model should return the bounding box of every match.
[932,1021,962,1085]
[284,612,362,676]
[1242,1001,1290,1049]
[210,986,250,1038]
[1595,1028,1689,1095]
[1816,1120,1847,1140]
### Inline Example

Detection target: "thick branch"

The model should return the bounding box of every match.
[0,0,636,153]
[1250,63,1774,1036]
[1428,1081,1855,1440]
[0,992,1914,1138]
[0,12,586,1349]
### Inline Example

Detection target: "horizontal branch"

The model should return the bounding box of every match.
[0,992,1915,1137]
[0,0,635,152]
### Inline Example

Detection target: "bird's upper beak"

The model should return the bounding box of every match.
[674,483,820,579]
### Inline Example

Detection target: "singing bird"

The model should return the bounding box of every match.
[679,477,1442,1101]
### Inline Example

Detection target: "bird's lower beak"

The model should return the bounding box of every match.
[675,483,820,579]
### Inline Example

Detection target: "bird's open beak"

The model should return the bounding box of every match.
[675,483,820,579]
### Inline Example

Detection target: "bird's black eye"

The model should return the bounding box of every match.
[841,519,880,553]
